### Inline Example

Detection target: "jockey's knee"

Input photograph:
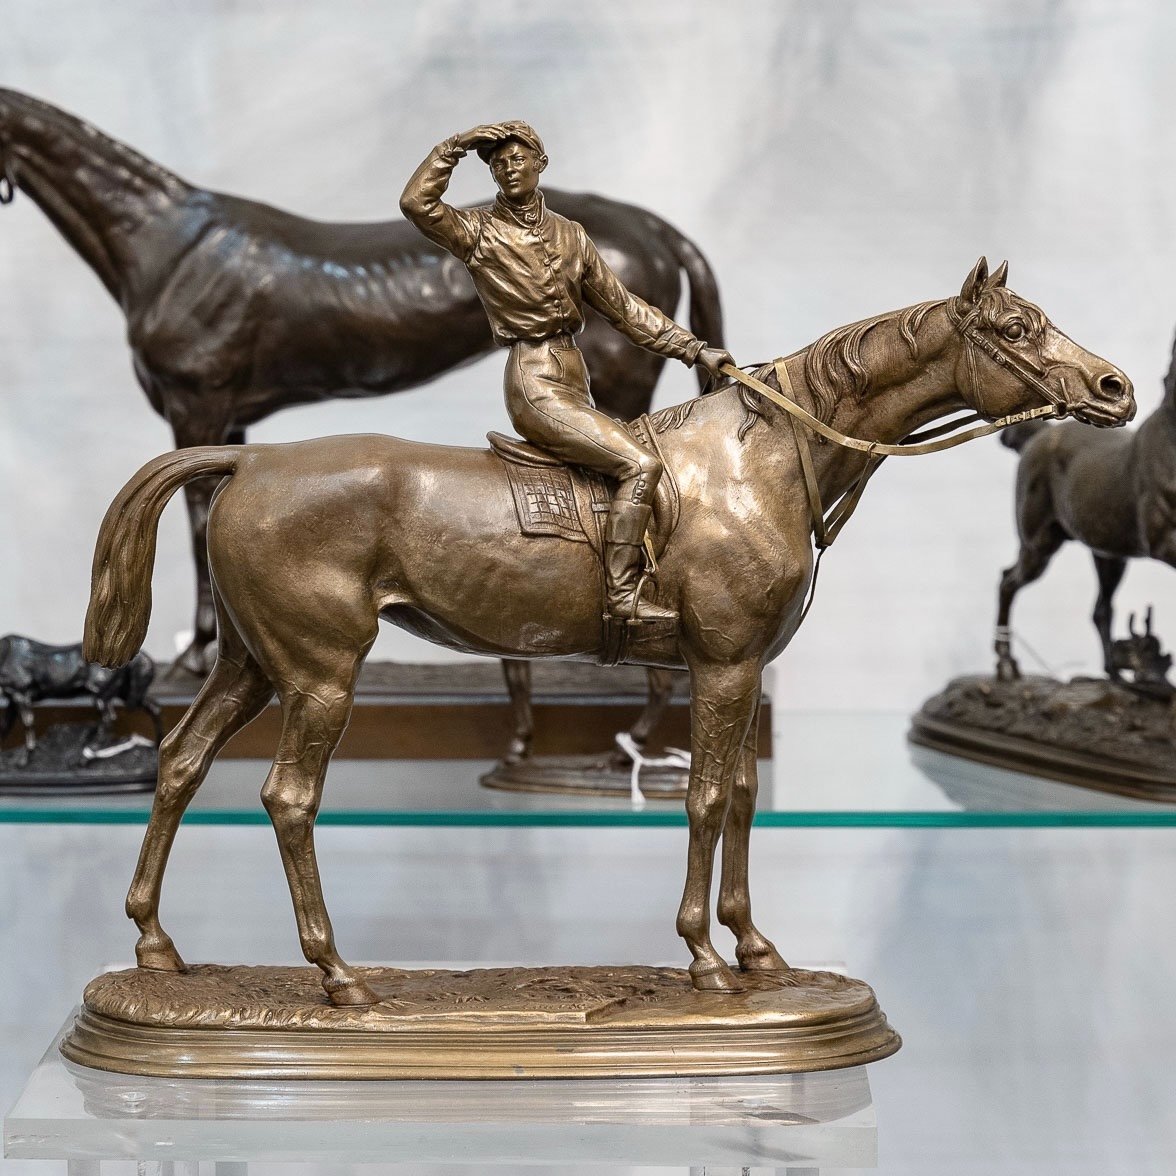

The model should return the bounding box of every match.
[626,451,662,492]
[620,453,661,506]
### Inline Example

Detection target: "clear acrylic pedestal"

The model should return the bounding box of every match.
[5,1010,876,1173]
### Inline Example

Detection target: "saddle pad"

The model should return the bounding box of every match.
[503,461,590,543]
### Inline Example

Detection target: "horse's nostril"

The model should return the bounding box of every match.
[1099,373,1124,397]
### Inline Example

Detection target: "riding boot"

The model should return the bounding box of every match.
[604,500,678,623]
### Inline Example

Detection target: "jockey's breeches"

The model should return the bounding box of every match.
[504,337,662,505]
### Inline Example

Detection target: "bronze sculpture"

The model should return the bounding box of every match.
[0,635,159,791]
[0,91,722,673]
[79,256,1131,1017]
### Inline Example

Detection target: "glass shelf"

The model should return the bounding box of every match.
[1,712,1173,827]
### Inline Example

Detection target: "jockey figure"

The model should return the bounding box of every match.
[401,121,733,625]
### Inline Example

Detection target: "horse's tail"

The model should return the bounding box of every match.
[664,223,725,394]
[1000,420,1050,453]
[84,447,243,667]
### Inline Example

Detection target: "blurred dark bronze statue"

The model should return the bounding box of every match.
[913,330,1176,801]
[0,635,159,791]
[995,332,1176,679]
[82,255,1132,1011]
[0,91,722,676]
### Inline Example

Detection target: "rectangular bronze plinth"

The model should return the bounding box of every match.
[62,964,899,1080]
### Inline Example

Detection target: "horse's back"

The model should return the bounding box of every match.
[1033,422,1144,555]
[205,434,605,659]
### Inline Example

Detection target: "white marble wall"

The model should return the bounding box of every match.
[2,10,1176,1173]
[3,1,1176,707]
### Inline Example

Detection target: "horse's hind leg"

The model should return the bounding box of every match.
[260,642,377,1007]
[1093,555,1127,676]
[716,687,787,974]
[127,615,273,971]
[501,659,533,763]
[995,523,1066,680]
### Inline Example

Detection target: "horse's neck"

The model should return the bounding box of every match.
[793,307,963,496]
[3,92,191,303]
[650,307,963,513]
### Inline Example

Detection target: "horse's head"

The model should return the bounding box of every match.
[950,257,1135,428]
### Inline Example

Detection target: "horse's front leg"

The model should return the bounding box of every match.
[13,693,36,767]
[677,658,760,993]
[717,687,788,974]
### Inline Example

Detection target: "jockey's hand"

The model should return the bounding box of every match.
[453,123,513,154]
[696,347,736,382]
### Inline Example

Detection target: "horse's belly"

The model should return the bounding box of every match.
[380,534,605,658]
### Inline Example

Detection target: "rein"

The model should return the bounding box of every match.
[717,302,1066,621]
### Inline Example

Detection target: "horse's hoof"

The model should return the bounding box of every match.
[995,659,1021,683]
[689,960,745,994]
[503,741,530,765]
[136,938,187,973]
[737,944,789,973]
[325,976,380,1007]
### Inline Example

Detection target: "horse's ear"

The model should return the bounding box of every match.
[960,257,989,304]
[987,260,1008,289]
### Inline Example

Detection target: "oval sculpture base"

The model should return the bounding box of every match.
[480,754,688,799]
[911,674,1176,802]
[61,964,900,1080]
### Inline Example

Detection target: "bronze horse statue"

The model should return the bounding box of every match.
[84,259,1132,1005]
[0,89,722,686]
[994,331,1176,680]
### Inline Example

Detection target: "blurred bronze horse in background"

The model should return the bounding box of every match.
[0,89,722,721]
[84,260,1132,1004]
[995,332,1176,680]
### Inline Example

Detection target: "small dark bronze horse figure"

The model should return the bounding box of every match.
[84,260,1132,1005]
[995,330,1176,680]
[0,89,722,677]
[0,635,160,766]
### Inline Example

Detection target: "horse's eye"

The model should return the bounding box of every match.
[1003,320,1026,341]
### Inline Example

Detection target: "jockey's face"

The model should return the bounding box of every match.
[488,139,546,203]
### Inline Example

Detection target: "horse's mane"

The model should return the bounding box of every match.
[1,89,185,194]
[651,299,945,441]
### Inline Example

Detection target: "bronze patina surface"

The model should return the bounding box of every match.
[79,256,1133,1034]
[63,964,899,1079]
[0,92,722,675]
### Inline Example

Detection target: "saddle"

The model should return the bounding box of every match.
[487,415,680,665]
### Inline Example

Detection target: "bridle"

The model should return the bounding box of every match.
[718,298,1068,618]
[944,299,1066,420]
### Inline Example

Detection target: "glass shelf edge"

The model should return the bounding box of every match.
[0,809,1173,827]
